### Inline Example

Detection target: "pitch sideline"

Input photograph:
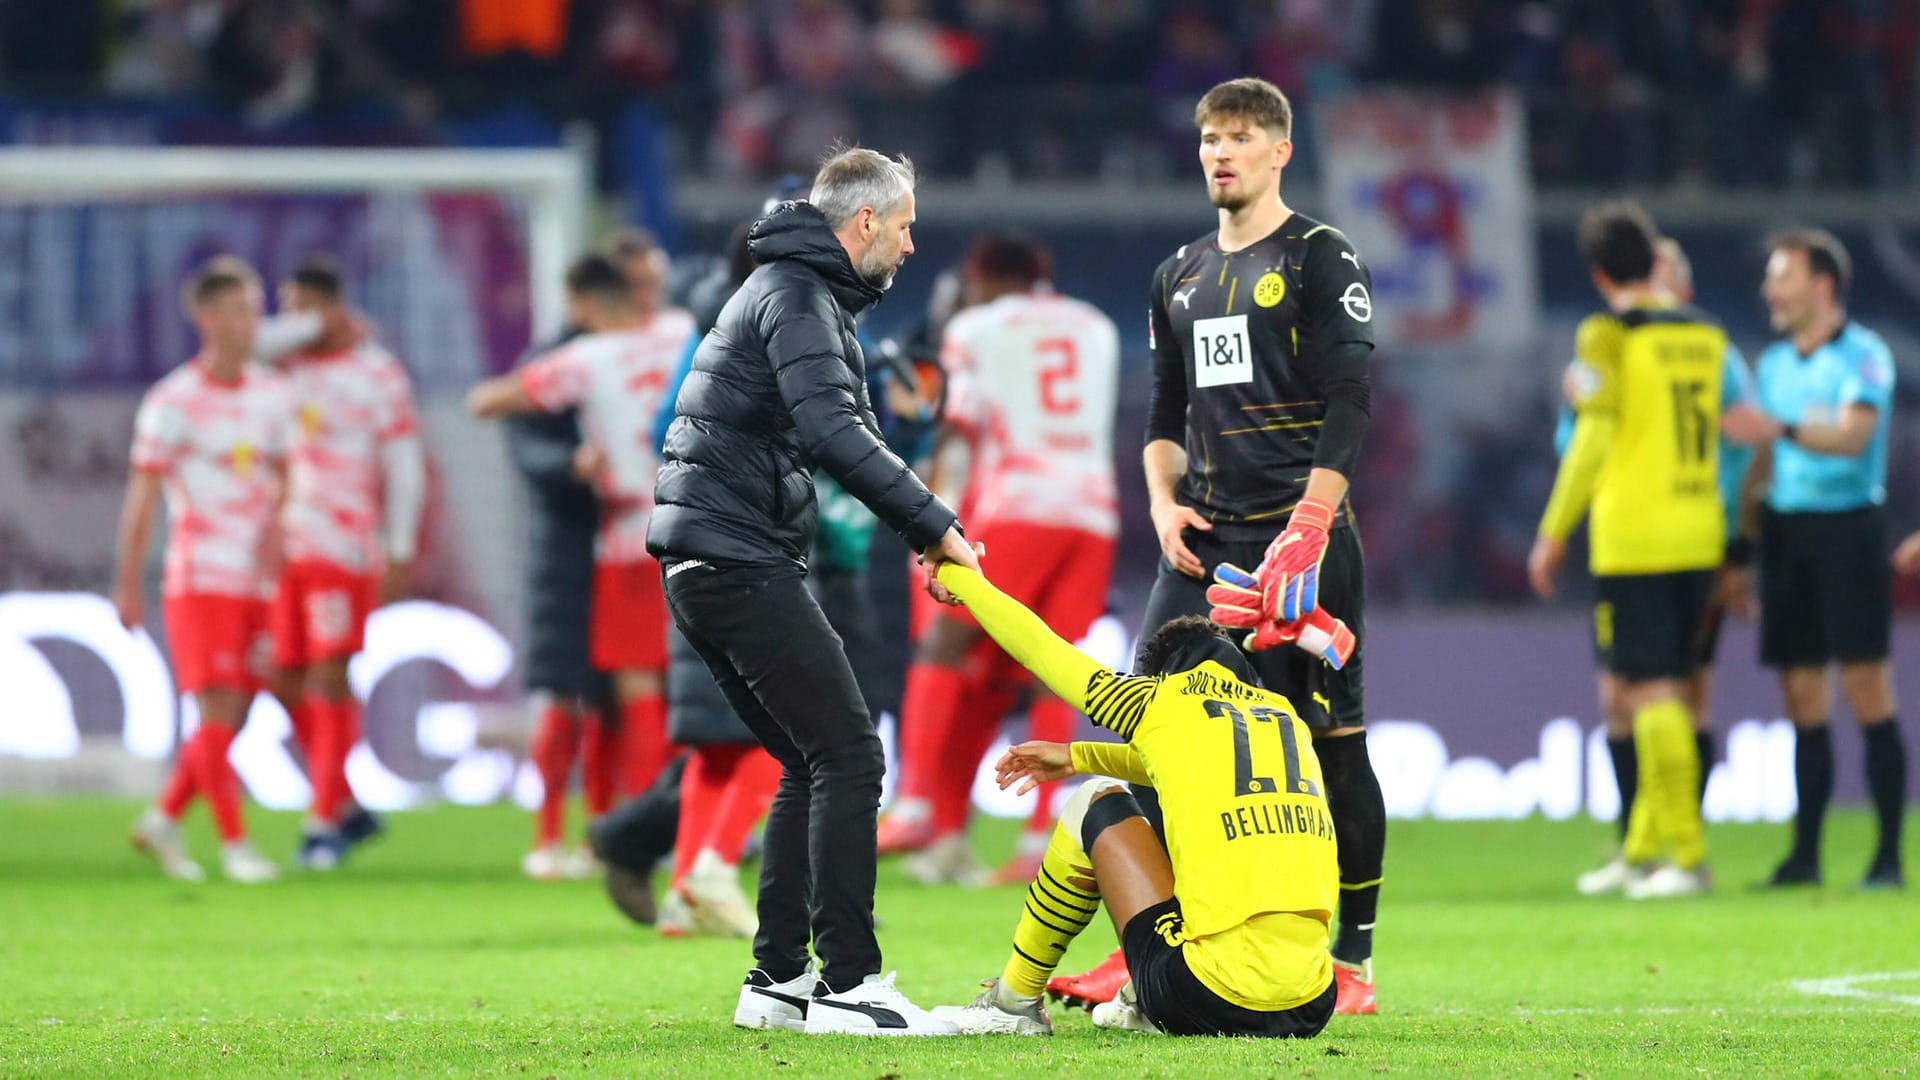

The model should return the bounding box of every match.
[1788,971,1920,1007]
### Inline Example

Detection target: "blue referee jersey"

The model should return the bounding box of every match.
[1754,322,1895,513]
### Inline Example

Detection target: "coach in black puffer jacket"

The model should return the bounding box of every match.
[647,148,978,1010]
[648,207,955,565]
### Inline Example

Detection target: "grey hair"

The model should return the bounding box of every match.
[810,146,916,231]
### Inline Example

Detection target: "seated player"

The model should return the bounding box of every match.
[927,563,1341,1038]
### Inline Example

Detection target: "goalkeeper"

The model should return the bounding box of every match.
[928,563,1342,1038]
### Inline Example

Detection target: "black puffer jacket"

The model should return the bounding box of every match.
[503,328,605,697]
[649,201,955,567]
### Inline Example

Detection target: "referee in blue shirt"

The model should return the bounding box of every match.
[1724,228,1906,891]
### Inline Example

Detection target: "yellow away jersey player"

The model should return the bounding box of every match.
[936,563,1338,1015]
[1542,300,1734,575]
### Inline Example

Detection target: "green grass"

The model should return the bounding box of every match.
[1,801,1915,1078]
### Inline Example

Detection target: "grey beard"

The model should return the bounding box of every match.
[858,247,897,291]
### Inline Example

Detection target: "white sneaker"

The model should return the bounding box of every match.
[734,963,820,1032]
[560,846,600,880]
[522,844,568,881]
[904,834,987,888]
[657,889,695,936]
[682,849,758,938]
[804,972,962,1036]
[1625,864,1711,900]
[1090,980,1161,1034]
[219,841,278,884]
[931,978,1053,1035]
[130,809,204,883]
[1576,855,1634,896]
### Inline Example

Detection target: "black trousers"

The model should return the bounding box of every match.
[664,561,885,987]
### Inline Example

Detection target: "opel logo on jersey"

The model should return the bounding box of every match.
[1254,272,1286,308]
[1340,282,1373,323]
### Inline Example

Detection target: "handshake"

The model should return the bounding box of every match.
[1202,501,1356,670]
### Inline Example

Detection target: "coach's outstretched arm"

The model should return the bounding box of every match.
[768,291,956,554]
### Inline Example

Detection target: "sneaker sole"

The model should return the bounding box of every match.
[928,1010,1050,1036]
[733,1001,807,1033]
[131,828,203,882]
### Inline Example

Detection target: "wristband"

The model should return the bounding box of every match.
[1725,535,1756,567]
[1781,422,1799,445]
[1288,496,1336,533]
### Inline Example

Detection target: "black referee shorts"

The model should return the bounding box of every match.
[1121,897,1335,1038]
[1592,573,1726,677]
[1760,506,1893,668]
[1140,526,1364,729]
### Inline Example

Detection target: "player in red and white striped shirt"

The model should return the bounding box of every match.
[262,257,426,869]
[469,250,695,878]
[120,258,291,885]
[880,234,1121,885]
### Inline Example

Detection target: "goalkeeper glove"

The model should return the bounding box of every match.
[1259,496,1335,622]
[1206,563,1357,669]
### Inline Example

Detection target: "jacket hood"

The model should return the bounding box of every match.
[747,201,886,314]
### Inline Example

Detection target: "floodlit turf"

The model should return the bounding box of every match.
[1,800,1915,1078]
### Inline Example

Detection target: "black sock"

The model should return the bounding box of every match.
[1694,730,1715,809]
[1863,719,1907,868]
[1318,732,1384,966]
[1791,725,1833,864]
[1607,735,1637,841]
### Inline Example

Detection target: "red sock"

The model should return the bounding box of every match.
[898,664,969,807]
[307,695,360,825]
[932,680,1017,837]
[672,744,738,888]
[1024,696,1079,834]
[621,692,669,798]
[158,747,197,819]
[186,721,245,842]
[285,698,316,763]
[530,704,580,845]
[581,719,619,816]
[705,745,781,865]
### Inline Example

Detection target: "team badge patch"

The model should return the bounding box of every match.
[1254,271,1287,308]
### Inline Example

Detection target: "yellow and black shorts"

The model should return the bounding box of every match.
[1590,570,1719,682]
[1120,897,1335,1039]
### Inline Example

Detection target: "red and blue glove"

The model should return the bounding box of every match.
[1259,497,1335,622]
[1206,563,1356,669]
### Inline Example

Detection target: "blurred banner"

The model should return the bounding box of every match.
[1317,90,1539,350]
[5,587,1914,818]
[0,193,532,388]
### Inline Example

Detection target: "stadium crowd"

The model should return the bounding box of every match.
[1,0,1915,185]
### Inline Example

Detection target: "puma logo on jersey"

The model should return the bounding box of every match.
[1340,250,1361,269]
[1173,287,1196,310]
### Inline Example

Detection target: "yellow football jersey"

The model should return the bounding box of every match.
[936,564,1338,1012]
[1545,304,1730,574]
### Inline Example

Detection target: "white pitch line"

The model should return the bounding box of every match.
[1788,971,1920,1007]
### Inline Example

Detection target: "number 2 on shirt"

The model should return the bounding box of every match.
[1192,315,1253,388]
[1037,337,1079,414]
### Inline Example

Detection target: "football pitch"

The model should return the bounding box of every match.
[2,800,1915,1078]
